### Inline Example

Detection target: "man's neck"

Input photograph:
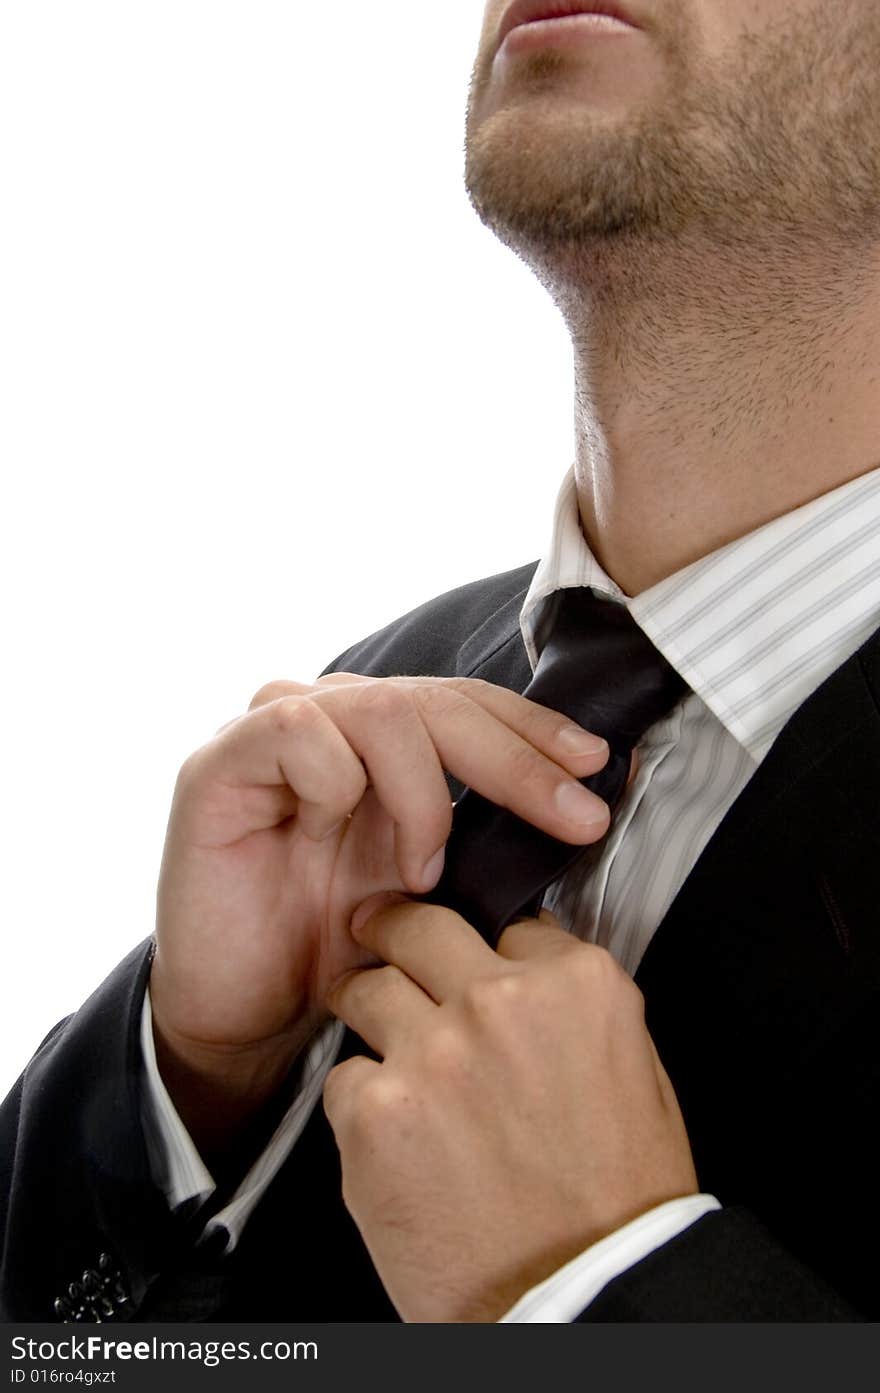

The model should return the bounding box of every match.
[553,230,880,595]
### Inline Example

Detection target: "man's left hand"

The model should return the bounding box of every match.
[323,899,698,1323]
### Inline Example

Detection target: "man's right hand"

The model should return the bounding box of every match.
[149,673,611,1158]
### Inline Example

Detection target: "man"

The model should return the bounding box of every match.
[2,0,879,1321]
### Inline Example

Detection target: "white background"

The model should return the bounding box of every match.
[0,3,574,1100]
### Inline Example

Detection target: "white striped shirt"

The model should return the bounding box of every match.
[139,461,880,1321]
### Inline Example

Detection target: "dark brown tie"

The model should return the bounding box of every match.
[420,587,687,946]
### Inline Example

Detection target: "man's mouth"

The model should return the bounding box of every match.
[496,0,643,55]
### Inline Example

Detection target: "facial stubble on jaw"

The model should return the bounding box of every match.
[466,1,880,268]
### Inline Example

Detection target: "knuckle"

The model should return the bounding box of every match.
[411,903,467,938]
[372,963,407,1000]
[462,676,494,698]
[620,969,645,1010]
[343,765,370,808]
[405,806,454,862]
[409,681,449,719]
[323,1058,358,1114]
[325,1059,408,1131]
[572,943,625,990]
[423,1025,467,1079]
[175,746,209,795]
[323,1058,349,1096]
[353,680,405,724]
[270,694,315,736]
[572,942,606,978]
[462,973,523,1020]
[506,739,548,793]
[413,682,487,736]
[359,1072,409,1121]
[443,676,491,701]
[590,943,622,976]
[249,679,297,710]
[328,754,369,811]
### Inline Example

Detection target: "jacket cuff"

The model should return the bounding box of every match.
[576,1206,865,1321]
[500,1195,720,1322]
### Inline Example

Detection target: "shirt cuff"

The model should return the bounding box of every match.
[139,987,345,1250]
[498,1194,723,1322]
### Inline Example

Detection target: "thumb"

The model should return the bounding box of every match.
[495,905,572,960]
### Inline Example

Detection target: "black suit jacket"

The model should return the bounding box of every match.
[1,562,877,1321]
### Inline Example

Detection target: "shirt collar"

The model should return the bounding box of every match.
[521,464,880,763]
[519,470,625,672]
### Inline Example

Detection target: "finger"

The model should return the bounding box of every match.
[494,916,579,962]
[318,680,610,861]
[351,899,500,1004]
[325,963,435,1057]
[395,675,611,782]
[200,696,370,842]
[323,673,612,784]
[205,684,455,888]
[322,1053,382,1132]
[350,890,411,939]
[309,684,455,890]
[313,671,373,687]
[248,678,315,711]
[413,681,610,839]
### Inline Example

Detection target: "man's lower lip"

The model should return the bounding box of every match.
[501,13,639,55]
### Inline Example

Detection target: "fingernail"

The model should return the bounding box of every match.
[555,781,608,827]
[420,846,446,890]
[557,726,608,757]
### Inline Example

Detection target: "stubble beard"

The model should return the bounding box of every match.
[462,9,880,319]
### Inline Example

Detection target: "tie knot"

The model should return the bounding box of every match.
[529,587,687,750]
[420,585,690,946]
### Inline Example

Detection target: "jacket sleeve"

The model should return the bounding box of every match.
[0,938,196,1321]
[575,1206,866,1321]
[0,573,536,1323]
[0,938,398,1323]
